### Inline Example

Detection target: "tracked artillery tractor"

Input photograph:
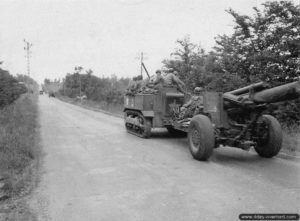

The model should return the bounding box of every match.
[124,81,300,161]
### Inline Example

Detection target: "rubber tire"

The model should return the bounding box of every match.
[141,117,152,138]
[254,115,282,158]
[188,115,215,161]
[166,127,187,137]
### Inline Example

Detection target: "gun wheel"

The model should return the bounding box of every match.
[254,115,282,158]
[188,115,214,161]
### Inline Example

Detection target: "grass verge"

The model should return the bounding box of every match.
[57,95,123,117]
[0,92,40,213]
[282,125,300,155]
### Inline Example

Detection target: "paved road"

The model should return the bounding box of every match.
[29,95,300,221]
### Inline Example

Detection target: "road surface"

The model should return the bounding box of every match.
[28,95,300,221]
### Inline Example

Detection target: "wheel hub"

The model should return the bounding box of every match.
[191,128,201,147]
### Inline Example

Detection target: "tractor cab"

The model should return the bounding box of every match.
[124,86,185,137]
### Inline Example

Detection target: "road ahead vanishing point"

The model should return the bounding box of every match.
[28,96,300,221]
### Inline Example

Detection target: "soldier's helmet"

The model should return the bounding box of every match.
[194,87,204,94]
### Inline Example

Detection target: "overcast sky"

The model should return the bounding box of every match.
[0,0,299,83]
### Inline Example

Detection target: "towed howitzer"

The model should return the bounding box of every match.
[197,80,300,159]
[179,80,300,160]
[123,81,300,161]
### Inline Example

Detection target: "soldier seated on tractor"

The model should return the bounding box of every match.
[179,87,204,119]
[153,69,185,93]
[125,75,143,95]
[126,74,159,95]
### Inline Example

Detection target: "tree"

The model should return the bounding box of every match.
[44,78,50,84]
[163,36,230,91]
[59,67,130,105]
[215,1,300,85]
[163,36,207,90]
[0,68,27,107]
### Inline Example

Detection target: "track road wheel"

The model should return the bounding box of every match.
[254,115,282,158]
[124,112,130,132]
[124,111,152,138]
[141,117,151,138]
[188,115,214,161]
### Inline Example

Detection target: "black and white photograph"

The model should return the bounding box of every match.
[0,0,299,220]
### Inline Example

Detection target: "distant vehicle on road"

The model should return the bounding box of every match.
[40,90,44,95]
[48,92,55,97]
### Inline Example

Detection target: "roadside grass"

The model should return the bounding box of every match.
[0,92,40,198]
[57,95,123,117]
[282,124,300,155]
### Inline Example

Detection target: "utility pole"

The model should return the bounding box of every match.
[23,39,33,77]
[79,76,82,98]
[136,52,150,78]
[75,66,82,99]
[140,52,144,77]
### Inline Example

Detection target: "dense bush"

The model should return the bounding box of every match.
[162,37,247,92]
[56,67,130,105]
[0,69,27,108]
[215,1,300,85]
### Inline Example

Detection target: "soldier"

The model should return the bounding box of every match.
[179,87,204,119]
[125,75,143,95]
[154,69,185,93]
[138,76,159,94]
[153,70,164,89]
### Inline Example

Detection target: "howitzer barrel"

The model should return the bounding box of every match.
[252,81,300,103]
[229,82,267,96]
[223,81,300,108]
[223,82,269,107]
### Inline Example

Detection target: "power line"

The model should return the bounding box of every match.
[23,39,33,77]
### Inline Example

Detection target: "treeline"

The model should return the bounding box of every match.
[0,68,30,108]
[57,67,130,105]
[163,1,300,91]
